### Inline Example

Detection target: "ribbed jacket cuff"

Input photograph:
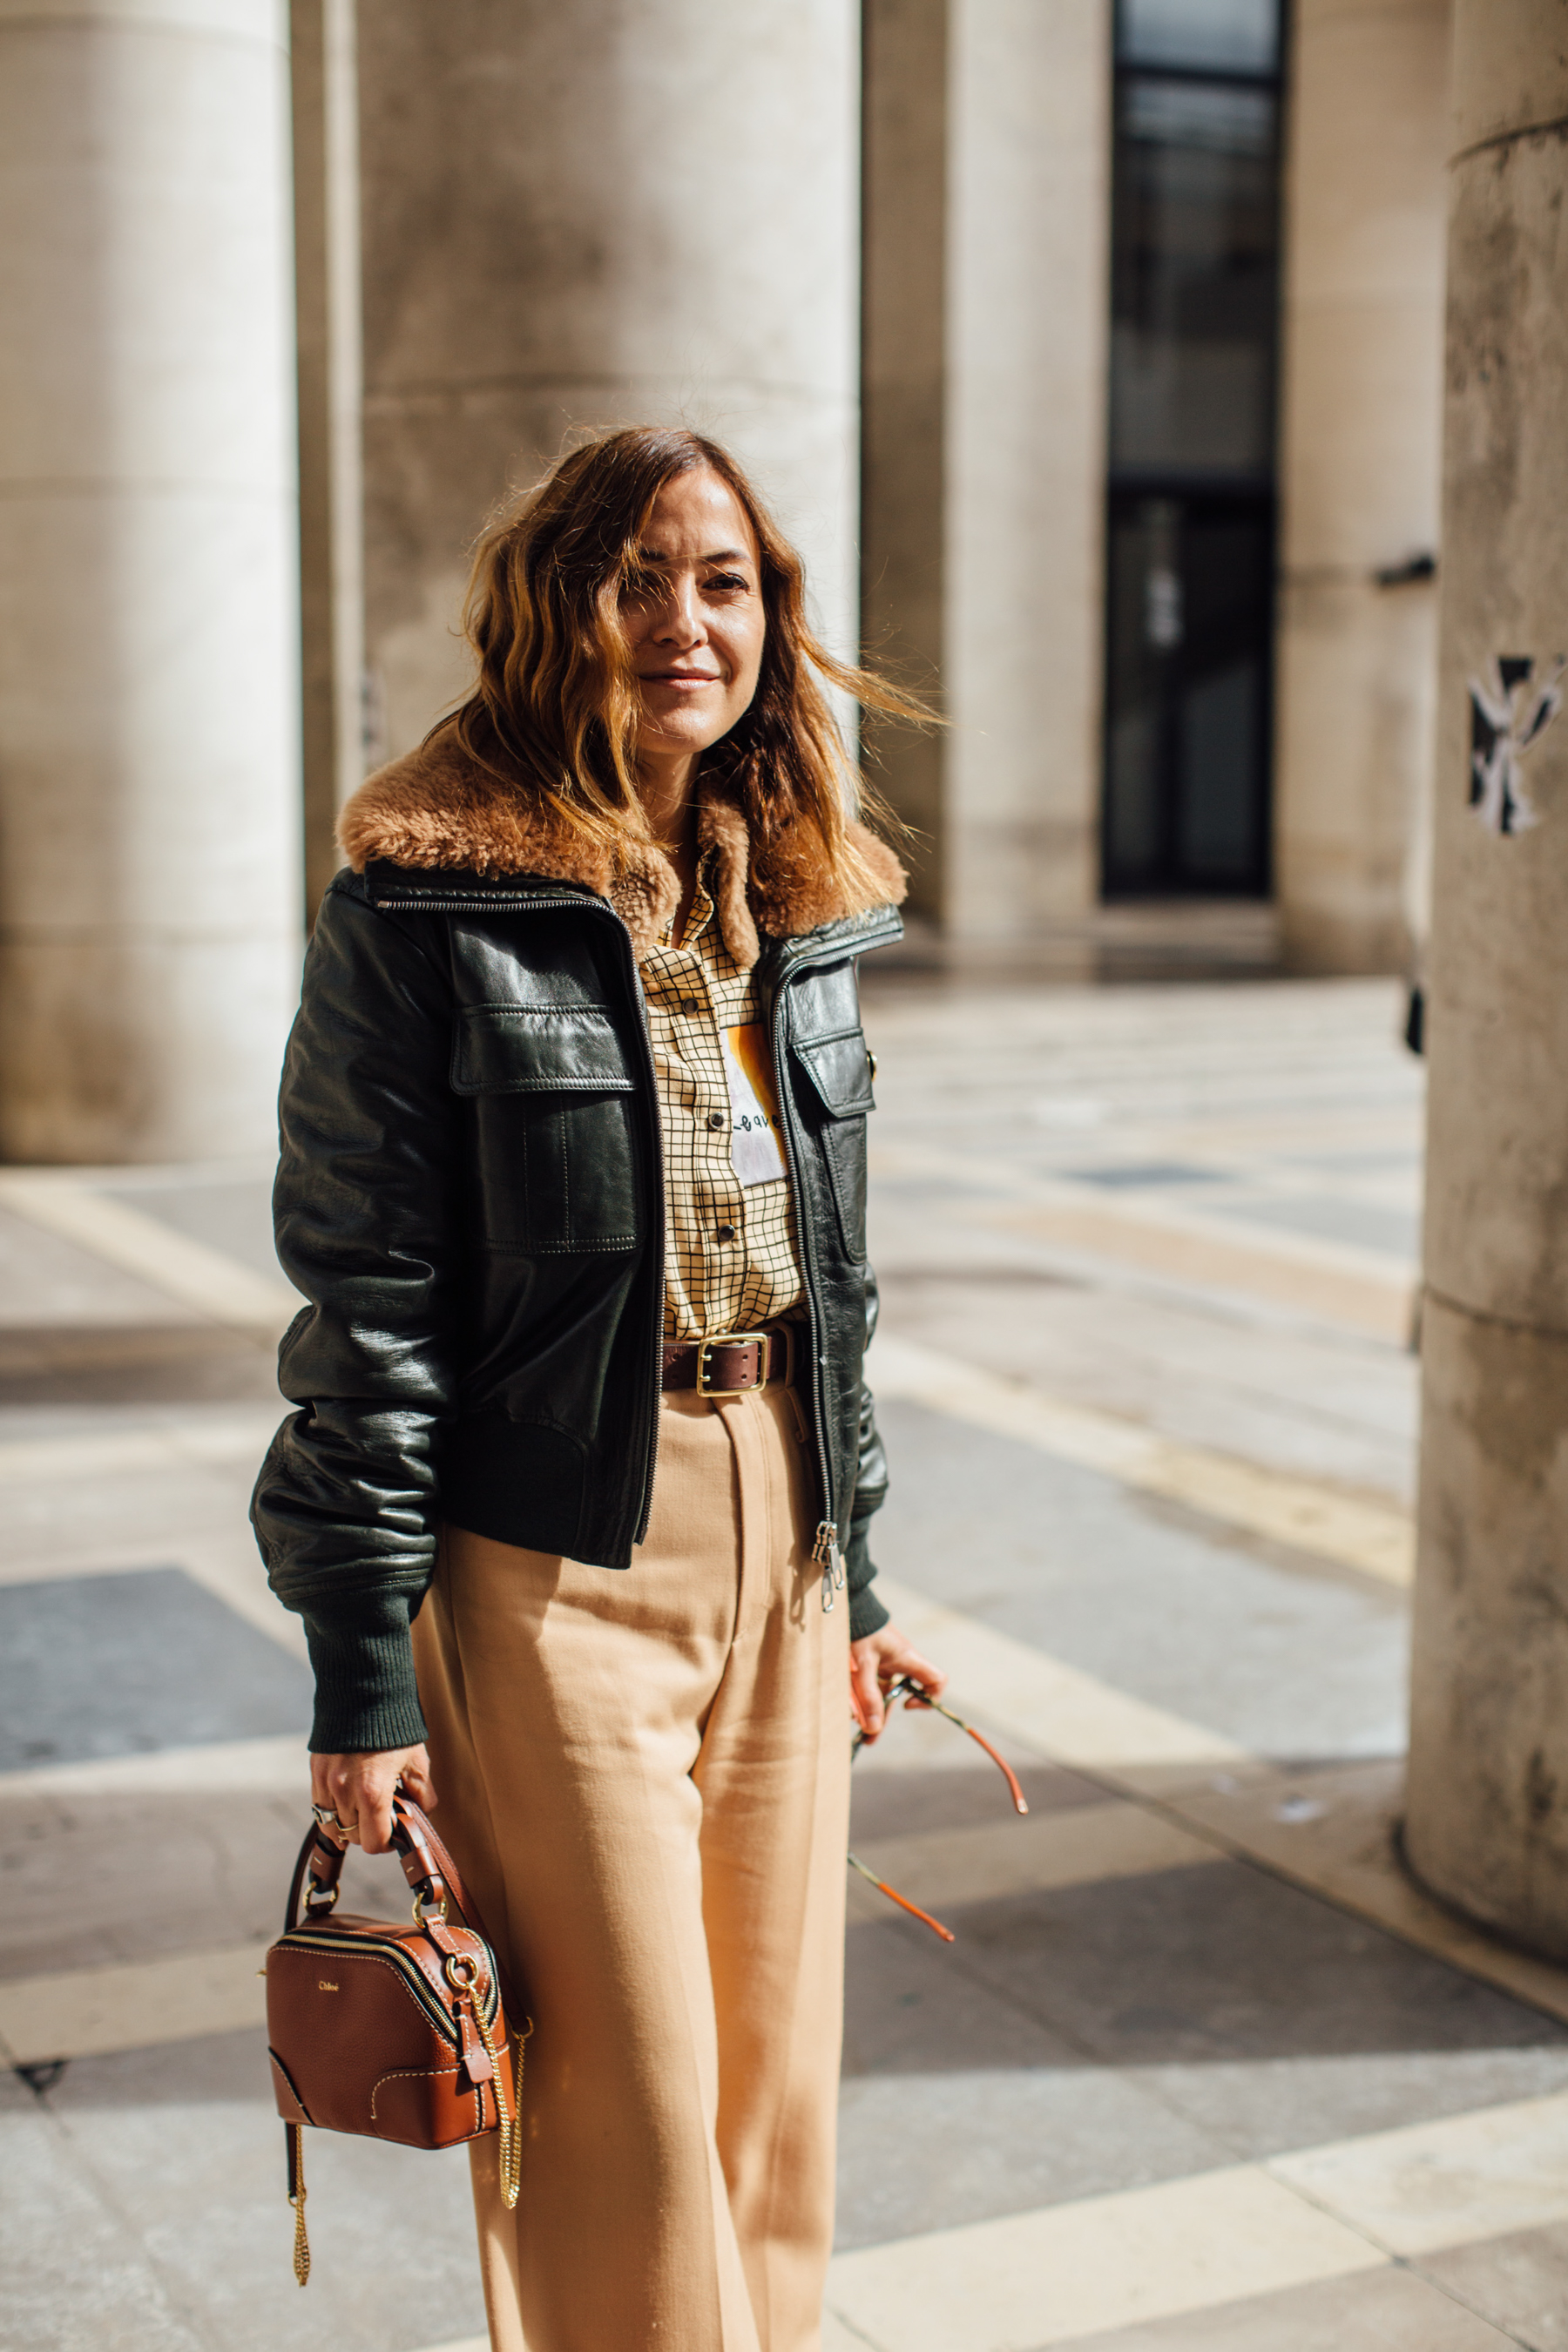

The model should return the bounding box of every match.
[848,1585,890,1641]
[844,1520,889,1641]
[303,1603,429,1754]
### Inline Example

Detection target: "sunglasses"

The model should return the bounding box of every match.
[848,1676,1028,1942]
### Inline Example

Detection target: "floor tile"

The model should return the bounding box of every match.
[1420,2218,1568,2349]
[43,2031,490,2352]
[826,2163,1384,2351]
[840,1914,1231,2247]
[0,1568,311,1770]
[0,2067,208,2352]
[935,1854,1568,2078]
[1042,2261,1517,2349]
[874,1398,1409,1761]
[1273,2088,1568,2254]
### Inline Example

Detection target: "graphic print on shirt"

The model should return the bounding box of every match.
[722,1024,787,1186]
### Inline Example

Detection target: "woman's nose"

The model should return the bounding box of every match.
[652,575,703,641]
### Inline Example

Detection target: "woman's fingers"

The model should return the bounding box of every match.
[337,1757,397,1853]
[896,1644,949,1703]
[851,1645,887,1739]
[308,1744,436,1853]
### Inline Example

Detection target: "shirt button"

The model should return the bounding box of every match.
[715,1224,737,1243]
[706,1111,726,1131]
[679,997,700,1014]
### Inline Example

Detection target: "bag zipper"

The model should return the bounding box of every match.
[274,1925,498,2051]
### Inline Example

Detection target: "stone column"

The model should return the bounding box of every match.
[1274,0,1452,976]
[292,0,365,914]
[355,3,860,765]
[0,0,302,1164]
[862,0,1112,938]
[1404,0,1568,1955]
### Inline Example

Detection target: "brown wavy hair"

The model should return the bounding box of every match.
[431,425,928,895]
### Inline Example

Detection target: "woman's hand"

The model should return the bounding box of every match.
[849,1622,947,1742]
[309,1745,436,1855]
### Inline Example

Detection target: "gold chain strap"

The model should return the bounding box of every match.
[287,2122,310,2286]
[469,2000,532,2210]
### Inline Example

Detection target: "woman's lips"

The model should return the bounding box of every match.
[640,670,722,688]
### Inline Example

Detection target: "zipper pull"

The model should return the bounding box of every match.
[813,1520,843,1612]
[455,1991,495,2088]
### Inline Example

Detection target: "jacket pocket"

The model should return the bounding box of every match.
[789,1024,874,1260]
[454,1006,640,1254]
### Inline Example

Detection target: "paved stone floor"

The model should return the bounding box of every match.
[5,974,1568,2349]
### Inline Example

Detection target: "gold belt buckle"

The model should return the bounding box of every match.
[697,1328,773,1396]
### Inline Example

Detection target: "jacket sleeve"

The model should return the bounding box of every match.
[250,880,462,1754]
[844,1265,892,1641]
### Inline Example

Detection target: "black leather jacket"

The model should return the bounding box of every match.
[252,860,901,1752]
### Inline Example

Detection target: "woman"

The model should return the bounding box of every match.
[252,424,944,2352]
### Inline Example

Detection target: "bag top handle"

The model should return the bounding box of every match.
[280,1788,490,1947]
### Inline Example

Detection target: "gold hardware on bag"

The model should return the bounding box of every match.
[287,2122,310,2287]
[443,1952,531,2209]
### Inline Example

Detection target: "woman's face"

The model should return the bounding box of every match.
[622,469,767,769]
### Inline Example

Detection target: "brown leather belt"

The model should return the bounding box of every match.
[661,1321,800,1397]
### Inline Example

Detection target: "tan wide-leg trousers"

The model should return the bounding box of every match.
[411,1384,852,2352]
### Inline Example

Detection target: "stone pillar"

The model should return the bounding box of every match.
[0,0,302,1164]
[292,0,365,915]
[355,3,860,765]
[1274,0,1451,975]
[1404,0,1568,1956]
[862,0,1112,937]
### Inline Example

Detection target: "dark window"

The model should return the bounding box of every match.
[1102,0,1284,898]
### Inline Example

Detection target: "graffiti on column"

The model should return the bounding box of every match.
[1467,656,1564,835]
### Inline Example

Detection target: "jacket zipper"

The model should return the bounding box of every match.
[767,915,903,1612]
[372,888,667,1549]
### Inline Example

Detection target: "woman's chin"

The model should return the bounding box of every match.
[637,715,731,763]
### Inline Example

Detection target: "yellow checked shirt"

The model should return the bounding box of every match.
[640,862,807,1343]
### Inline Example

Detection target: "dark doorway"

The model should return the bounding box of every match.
[1102,0,1285,899]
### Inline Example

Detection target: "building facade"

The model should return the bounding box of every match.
[0,0,1455,1163]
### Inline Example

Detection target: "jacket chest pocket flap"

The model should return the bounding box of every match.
[791,1025,875,1119]
[790,1023,874,1258]
[453,1005,639,1254]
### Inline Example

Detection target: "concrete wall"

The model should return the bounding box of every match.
[1404,0,1568,1956]
[0,0,302,1163]
[1274,0,1451,975]
[355,1,861,768]
[862,0,1112,941]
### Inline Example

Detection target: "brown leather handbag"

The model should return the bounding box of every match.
[263,1791,531,2284]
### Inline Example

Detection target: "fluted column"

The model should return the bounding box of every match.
[354,3,860,764]
[1274,0,1451,976]
[1404,0,1568,1954]
[0,0,301,1163]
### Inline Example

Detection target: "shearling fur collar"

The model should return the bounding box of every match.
[337,733,907,968]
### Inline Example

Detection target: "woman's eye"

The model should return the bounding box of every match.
[706,572,749,594]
